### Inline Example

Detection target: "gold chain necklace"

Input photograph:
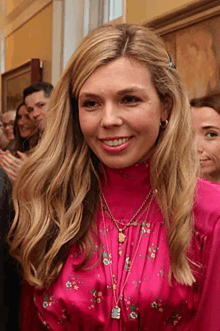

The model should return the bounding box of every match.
[101,189,153,243]
[101,193,155,319]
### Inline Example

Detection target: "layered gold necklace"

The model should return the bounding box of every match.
[101,189,153,244]
[100,190,156,320]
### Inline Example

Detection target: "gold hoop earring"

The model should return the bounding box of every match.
[160,120,168,129]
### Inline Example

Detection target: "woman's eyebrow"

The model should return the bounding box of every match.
[79,92,99,99]
[202,125,220,130]
[117,87,146,96]
[79,87,147,99]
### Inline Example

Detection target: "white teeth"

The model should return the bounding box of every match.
[104,137,129,147]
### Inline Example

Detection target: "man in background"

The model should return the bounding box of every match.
[24,81,53,131]
[0,126,9,150]
[2,110,16,149]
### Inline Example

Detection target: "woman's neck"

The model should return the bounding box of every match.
[99,161,152,220]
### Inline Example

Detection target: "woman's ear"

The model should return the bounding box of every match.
[161,97,172,122]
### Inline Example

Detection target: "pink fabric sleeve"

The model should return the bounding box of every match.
[20,281,45,331]
[191,219,220,330]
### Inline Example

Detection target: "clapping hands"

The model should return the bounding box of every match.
[0,150,27,183]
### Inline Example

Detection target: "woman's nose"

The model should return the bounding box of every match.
[194,134,204,154]
[18,119,24,126]
[100,103,123,128]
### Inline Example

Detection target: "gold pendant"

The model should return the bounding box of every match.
[118,232,126,243]
[111,306,121,319]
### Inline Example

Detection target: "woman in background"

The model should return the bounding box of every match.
[0,102,37,182]
[13,102,38,153]
[8,24,220,330]
[191,91,220,183]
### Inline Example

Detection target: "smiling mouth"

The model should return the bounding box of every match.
[101,137,131,147]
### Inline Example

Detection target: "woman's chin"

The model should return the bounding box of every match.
[20,133,30,139]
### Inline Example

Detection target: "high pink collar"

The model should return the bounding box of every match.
[99,162,152,220]
[100,161,151,190]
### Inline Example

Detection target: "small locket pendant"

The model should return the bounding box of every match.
[111,306,121,319]
[118,231,126,243]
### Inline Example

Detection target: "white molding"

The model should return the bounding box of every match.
[112,0,123,20]
[88,0,100,32]
[103,0,109,24]
[0,29,5,74]
[51,0,64,86]
[62,0,84,70]
[4,0,52,38]
[83,0,90,37]
[109,0,114,21]
[103,0,124,24]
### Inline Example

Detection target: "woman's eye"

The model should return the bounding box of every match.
[122,95,141,104]
[82,100,98,109]
[207,131,218,138]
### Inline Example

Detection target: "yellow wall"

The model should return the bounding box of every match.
[5,3,52,82]
[126,0,197,23]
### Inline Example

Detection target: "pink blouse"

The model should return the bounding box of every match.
[22,162,220,330]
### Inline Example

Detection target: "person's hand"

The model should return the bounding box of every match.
[0,150,27,183]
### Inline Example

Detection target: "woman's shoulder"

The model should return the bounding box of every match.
[194,178,220,234]
[195,178,220,208]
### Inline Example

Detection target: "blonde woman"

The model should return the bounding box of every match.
[9,24,220,330]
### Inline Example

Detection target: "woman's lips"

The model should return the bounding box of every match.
[99,137,133,152]
[19,126,32,132]
[199,158,212,166]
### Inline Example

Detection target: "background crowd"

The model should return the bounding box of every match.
[0,81,53,330]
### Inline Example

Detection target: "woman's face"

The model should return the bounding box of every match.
[78,57,168,169]
[192,106,220,183]
[17,105,36,138]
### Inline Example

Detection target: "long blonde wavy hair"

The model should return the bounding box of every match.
[8,24,198,289]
